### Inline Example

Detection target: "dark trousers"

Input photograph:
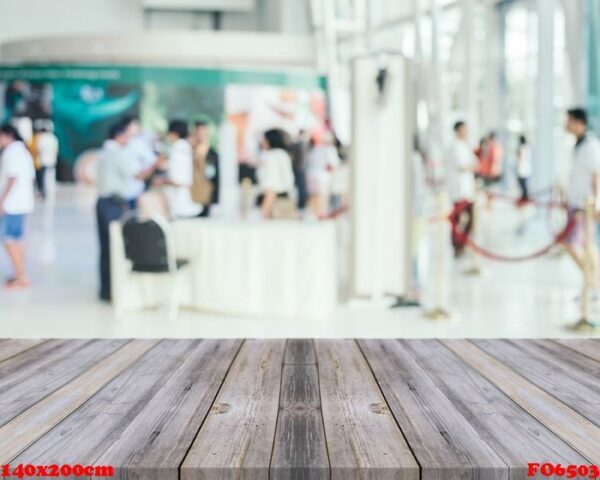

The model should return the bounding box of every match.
[294,169,308,210]
[35,167,46,199]
[518,177,529,201]
[198,204,211,218]
[96,197,126,301]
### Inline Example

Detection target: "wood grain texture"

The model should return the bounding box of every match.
[0,339,47,363]
[358,340,506,480]
[4,339,600,479]
[474,339,600,428]
[271,340,329,480]
[98,339,242,480]
[0,339,159,464]
[316,340,419,480]
[553,339,600,363]
[400,340,587,476]
[443,340,600,463]
[181,339,286,480]
[14,340,241,480]
[284,339,317,365]
[0,339,127,427]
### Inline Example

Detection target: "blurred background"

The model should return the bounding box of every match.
[0,0,599,338]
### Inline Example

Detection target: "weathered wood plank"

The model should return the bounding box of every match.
[98,339,242,480]
[443,340,600,463]
[0,339,159,464]
[181,339,286,480]
[316,340,419,480]
[14,340,242,480]
[271,340,329,480]
[358,340,505,480]
[553,339,600,364]
[400,340,587,477]
[0,339,127,427]
[0,339,47,363]
[474,339,600,428]
[284,339,317,365]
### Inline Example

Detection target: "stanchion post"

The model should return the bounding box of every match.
[465,182,482,276]
[569,196,599,332]
[424,191,451,320]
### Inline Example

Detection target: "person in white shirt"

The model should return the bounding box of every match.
[160,120,202,219]
[447,121,478,257]
[123,116,157,209]
[563,108,600,289]
[257,128,295,219]
[0,123,36,290]
[516,134,532,204]
[36,126,59,202]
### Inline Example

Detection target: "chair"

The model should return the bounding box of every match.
[120,212,189,321]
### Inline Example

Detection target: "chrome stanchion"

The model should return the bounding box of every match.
[464,183,482,276]
[424,191,451,320]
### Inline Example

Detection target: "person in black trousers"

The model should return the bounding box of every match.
[95,122,159,301]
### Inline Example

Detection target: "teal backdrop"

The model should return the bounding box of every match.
[0,64,325,180]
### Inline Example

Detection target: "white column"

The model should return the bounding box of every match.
[535,0,555,190]
[459,0,477,132]
[561,0,586,104]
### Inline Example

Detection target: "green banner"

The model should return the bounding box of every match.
[0,64,326,90]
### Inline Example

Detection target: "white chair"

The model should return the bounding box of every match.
[120,213,189,321]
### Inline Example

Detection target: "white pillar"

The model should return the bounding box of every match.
[459,0,477,133]
[561,0,586,104]
[431,0,449,149]
[535,0,555,190]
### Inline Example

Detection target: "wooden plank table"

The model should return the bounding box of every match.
[0,339,599,479]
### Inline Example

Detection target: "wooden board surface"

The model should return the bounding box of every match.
[271,340,329,480]
[316,340,419,480]
[1,338,599,479]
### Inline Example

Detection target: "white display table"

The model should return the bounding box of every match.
[109,219,338,319]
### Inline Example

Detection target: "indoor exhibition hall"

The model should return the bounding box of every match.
[1,0,598,338]
[1,1,600,479]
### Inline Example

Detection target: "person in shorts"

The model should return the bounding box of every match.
[563,108,600,290]
[0,123,35,290]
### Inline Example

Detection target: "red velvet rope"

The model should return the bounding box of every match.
[449,201,575,263]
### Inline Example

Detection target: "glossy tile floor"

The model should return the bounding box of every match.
[0,185,596,338]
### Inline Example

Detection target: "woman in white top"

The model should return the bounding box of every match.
[516,134,532,203]
[257,129,295,219]
[162,120,202,218]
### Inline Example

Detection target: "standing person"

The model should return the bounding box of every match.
[563,108,600,291]
[95,122,159,301]
[37,125,59,202]
[191,121,219,217]
[0,123,35,290]
[290,129,310,211]
[447,121,477,257]
[483,131,503,184]
[306,132,340,218]
[28,129,43,198]
[257,129,295,219]
[160,120,202,219]
[516,134,532,205]
[474,136,489,178]
[123,116,157,209]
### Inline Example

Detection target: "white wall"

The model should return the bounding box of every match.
[0,0,145,45]
[0,0,312,54]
